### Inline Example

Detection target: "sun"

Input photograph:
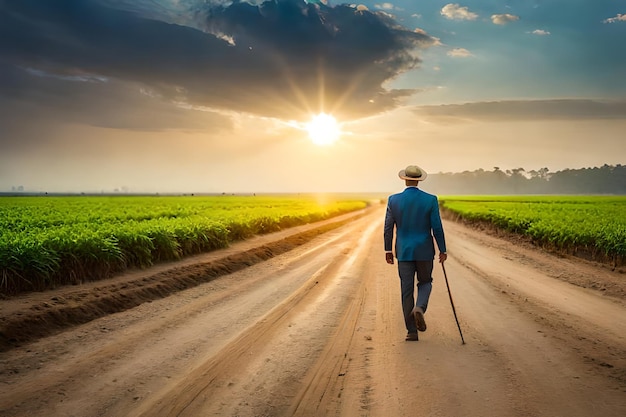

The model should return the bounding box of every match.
[305,113,341,146]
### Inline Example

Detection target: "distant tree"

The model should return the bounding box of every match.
[511,168,525,177]
[427,165,624,195]
[509,168,526,193]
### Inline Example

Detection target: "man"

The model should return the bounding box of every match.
[384,165,448,341]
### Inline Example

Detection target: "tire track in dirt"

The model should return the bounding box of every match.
[445,220,626,385]
[133,262,332,417]
[133,213,382,417]
[0,209,380,417]
[288,221,376,416]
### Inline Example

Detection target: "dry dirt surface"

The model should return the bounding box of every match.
[1,203,625,417]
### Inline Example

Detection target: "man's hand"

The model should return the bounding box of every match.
[439,252,448,263]
[385,252,394,265]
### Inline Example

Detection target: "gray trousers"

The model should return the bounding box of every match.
[398,260,434,333]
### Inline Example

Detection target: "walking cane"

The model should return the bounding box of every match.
[441,262,465,345]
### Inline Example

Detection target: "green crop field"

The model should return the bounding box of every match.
[439,196,626,265]
[0,195,370,295]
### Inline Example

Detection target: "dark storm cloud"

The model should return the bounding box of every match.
[0,0,436,124]
[0,60,232,152]
[413,99,626,123]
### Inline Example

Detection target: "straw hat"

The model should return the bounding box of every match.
[398,165,428,181]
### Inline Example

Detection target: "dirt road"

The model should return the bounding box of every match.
[1,205,625,417]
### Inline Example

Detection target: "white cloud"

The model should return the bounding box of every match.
[491,14,520,25]
[375,3,395,10]
[441,4,478,21]
[414,28,441,45]
[412,13,422,19]
[603,13,626,23]
[215,32,236,46]
[447,48,473,57]
[531,29,551,36]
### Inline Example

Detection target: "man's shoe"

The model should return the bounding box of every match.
[412,307,427,332]
[405,332,419,341]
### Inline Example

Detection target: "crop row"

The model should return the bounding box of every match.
[439,196,626,265]
[0,195,369,295]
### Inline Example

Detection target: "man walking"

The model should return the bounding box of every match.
[384,165,447,341]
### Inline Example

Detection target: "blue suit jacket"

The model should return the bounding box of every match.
[384,187,447,261]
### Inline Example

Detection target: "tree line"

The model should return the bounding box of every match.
[423,164,626,195]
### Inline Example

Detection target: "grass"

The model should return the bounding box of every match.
[439,195,626,266]
[0,195,370,295]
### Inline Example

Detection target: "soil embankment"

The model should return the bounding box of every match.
[0,209,368,351]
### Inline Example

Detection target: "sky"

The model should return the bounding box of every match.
[1,0,625,194]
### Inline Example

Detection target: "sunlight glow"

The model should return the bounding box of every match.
[305,113,342,146]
